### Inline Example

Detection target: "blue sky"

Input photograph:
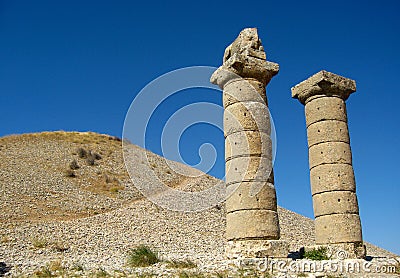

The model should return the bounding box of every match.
[0,1,399,254]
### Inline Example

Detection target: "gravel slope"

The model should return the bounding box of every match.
[0,132,397,277]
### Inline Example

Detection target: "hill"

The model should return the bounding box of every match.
[0,132,397,277]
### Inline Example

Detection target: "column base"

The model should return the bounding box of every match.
[302,242,366,259]
[226,239,289,259]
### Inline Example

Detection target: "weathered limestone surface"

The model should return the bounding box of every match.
[226,239,290,259]
[308,141,352,169]
[224,102,271,136]
[307,120,349,147]
[313,191,359,217]
[225,131,272,161]
[305,96,347,127]
[315,214,363,243]
[226,182,277,212]
[310,164,356,195]
[223,79,267,107]
[292,70,365,259]
[226,210,280,240]
[211,28,288,258]
[225,156,272,185]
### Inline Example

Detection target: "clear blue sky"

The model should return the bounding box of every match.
[0,1,399,254]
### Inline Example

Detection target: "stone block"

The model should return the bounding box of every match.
[305,96,347,127]
[310,164,356,195]
[226,181,277,213]
[226,209,280,240]
[223,78,266,108]
[315,214,363,244]
[226,239,289,259]
[224,101,271,137]
[309,142,352,169]
[225,131,272,161]
[313,191,359,217]
[307,120,349,147]
[225,156,272,185]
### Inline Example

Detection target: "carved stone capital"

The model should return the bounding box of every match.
[210,28,279,89]
[291,70,356,104]
[210,58,278,89]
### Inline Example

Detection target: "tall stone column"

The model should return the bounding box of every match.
[211,28,288,259]
[292,70,366,259]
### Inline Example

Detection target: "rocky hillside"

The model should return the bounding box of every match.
[0,132,397,277]
[0,131,204,222]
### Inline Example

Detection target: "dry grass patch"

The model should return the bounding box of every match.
[33,267,53,278]
[31,237,48,249]
[1,236,10,243]
[33,260,65,277]
[93,268,109,277]
[167,259,197,269]
[85,173,124,195]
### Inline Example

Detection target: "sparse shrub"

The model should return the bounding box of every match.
[34,266,52,277]
[65,169,76,178]
[110,186,124,193]
[48,260,63,272]
[86,156,95,166]
[93,152,102,160]
[83,150,101,166]
[104,174,112,184]
[72,263,84,272]
[127,245,160,267]
[31,237,48,248]
[302,247,329,260]
[167,259,197,269]
[214,271,229,278]
[77,148,87,158]
[69,159,80,170]
[136,272,156,277]
[1,236,10,243]
[109,136,122,141]
[95,268,108,277]
[178,272,190,278]
[101,174,123,193]
[214,204,222,210]
[177,271,205,278]
[104,174,119,184]
[52,242,69,252]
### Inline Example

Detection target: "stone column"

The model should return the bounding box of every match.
[211,28,288,259]
[292,70,366,259]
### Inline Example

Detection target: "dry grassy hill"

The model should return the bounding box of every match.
[0,132,397,277]
[0,131,203,222]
